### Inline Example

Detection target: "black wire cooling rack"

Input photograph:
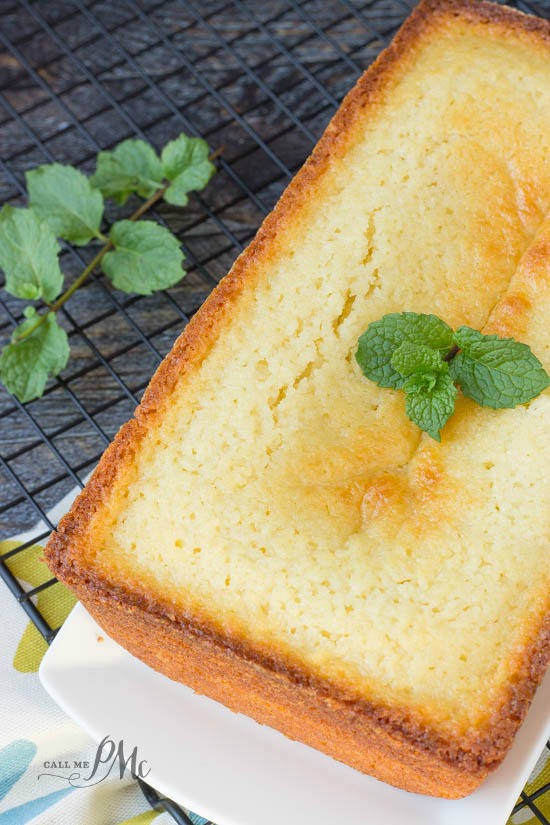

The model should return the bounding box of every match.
[1,1,550,823]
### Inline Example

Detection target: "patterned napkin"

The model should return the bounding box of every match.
[0,482,211,825]
[0,542,211,825]
[0,489,548,825]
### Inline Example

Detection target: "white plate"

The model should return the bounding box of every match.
[40,602,550,825]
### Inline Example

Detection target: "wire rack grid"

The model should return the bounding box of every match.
[0,1,549,823]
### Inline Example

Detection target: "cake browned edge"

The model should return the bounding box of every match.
[45,0,550,798]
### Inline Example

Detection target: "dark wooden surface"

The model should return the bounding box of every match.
[0,0,548,537]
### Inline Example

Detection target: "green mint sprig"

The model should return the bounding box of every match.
[0,134,217,403]
[356,312,550,441]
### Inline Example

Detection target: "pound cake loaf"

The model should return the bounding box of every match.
[45,0,550,799]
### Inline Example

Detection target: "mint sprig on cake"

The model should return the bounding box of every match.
[356,312,550,440]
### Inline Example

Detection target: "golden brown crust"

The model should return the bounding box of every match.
[46,529,550,797]
[45,0,550,798]
[51,566,486,797]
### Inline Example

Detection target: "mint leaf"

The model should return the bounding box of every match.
[27,164,104,246]
[391,341,446,378]
[450,327,550,408]
[161,134,211,179]
[0,313,69,402]
[102,220,185,295]
[0,206,63,302]
[356,312,549,438]
[403,372,438,394]
[405,372,457,441]
[91,139,164,205]
[161,135,216,207]
[356,312,454,388]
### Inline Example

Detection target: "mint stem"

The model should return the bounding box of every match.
[12,182,169,344]
[443,344,460,362]
[126,182,168,223]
